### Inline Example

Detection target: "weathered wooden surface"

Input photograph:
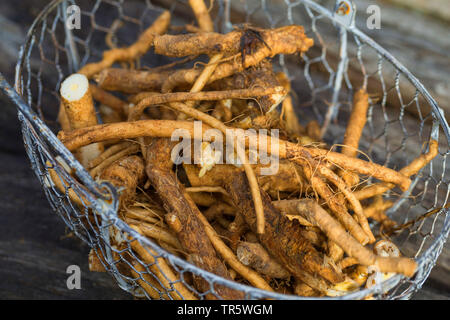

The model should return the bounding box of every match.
[0,0,448,299]
[382,0,450,22]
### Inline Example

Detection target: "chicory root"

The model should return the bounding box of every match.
[203,202,236,221]
[58,104,72,132]
[130,262,168,300]
[281,95,303,136]
[128,86,285,121]
[58,118,411,193]
[363,196,396,228]
[60,74,98,129]
[90,144,140,178]
[129,226,197,300]
[96,68,173,93]
[145,138,245,299]
[125,208,162,225]
[354,139,438,200]
[271,199,314,227]
[154,25,312,58]
[328,240,345,263]
[172,53,224,119]
[60,73,104,167]
[128,220,182,250]
[184,161,308,195]
[290,146,411,192]
[99,105,122,124]
[295,199,417,277]
[88,249,107,272]
[301,162,371,245]
[46,160,90,207]
[99,155,145,206]
[224,170,344,290]
[167,101,267,235]
[53,14,434,298]
[88,142,131,169]
[90,84,127,117]
[188,0,214,32]
[314,162,375,243]
[294,280,320,297]
[339,89,370,186]
[338,257,359,269]
[236,241,290,279]
[185,186,228,195]
[195,210,274,292]
[160,26,313,92]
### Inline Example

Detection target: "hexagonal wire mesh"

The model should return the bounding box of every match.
[9,0,449,299]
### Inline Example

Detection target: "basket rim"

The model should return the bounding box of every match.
[12,0,450,300]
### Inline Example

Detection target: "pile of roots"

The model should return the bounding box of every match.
[53,0,438,299]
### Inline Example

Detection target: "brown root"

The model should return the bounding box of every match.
[128,86,284,121]
[60,73,103,166]
[289,146,411,192]
[88,248,107,272]
[96,68,173,93]
[90,144,140,178]
[354,140,439,200]
[160,26,313,92]
[224,170,344,291]
[294,279,320,297]
[130,262,169,300]
[144,138,245,299]
[127,219,182,250]
[188,0,214,32]
[99,155,145,206]
[281,95,303,136]
[184,161,308,196]
[363,196,396,229]
[154,25,313,59]
[88,142,131,169]
[301,162,371,245]
[90,84,127,117]
[339,89,370,186]
[129,226,197,300]
[59,119,411,194]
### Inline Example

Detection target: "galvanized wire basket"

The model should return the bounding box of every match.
[5,0,449,299]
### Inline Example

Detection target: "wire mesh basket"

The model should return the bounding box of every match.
[5,0,449,299]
